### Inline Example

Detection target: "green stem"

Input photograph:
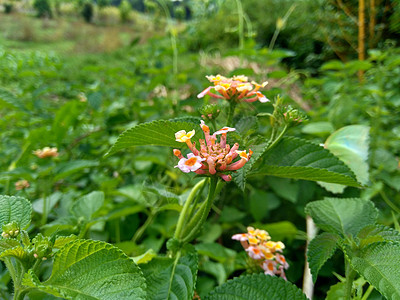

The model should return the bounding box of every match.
[234,0,244,65]
[132,210,158,243]
[361,285,374,300]
[41,194,48,226]
[181,177,218,243]
[266,125,288,152]
[379,188,400,214]
[344,259,357,300]
[174,179,207,240]
[227,102,237,127]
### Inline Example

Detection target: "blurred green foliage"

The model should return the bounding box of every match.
[0,0,399,298]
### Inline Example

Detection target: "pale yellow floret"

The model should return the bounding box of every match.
[236,150,249,161]
[175,130,195,142]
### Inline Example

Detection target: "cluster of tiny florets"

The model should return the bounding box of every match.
[232,226,289,279]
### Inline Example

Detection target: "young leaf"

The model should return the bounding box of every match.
[305,198,378,237]
[326,282,346,300]
[204,273,308,300]
[0,239,20,253]
[0,195,32,230]
[307,232,340,283]
[71,191,105,221]
[319,125,370,193]
[357,224,400,248]
[105,120,203,157]
[350,242,400,299]
[253,137,361,187]
[23,239,146,299]
[141,250,198,300]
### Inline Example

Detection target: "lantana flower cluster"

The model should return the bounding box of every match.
[197,74,269,103]
[173,120,252,182]
[232,226,289,279]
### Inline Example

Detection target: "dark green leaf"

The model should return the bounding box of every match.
[305,198,378,237]
[0,195,32,230]
[23,240,147,299]
[254,137,361,187]
[350,242,400,300]
[307,232,340,283]
[105,120,204,157]
[141,250,198,300]
[204,273,308,300]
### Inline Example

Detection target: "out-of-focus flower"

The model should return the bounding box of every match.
[232,226,289,280]
[78,92,87,102]
[15,180,30,190]
[173,120,252,181]
[197,74,269,103]
[33,147,59,159]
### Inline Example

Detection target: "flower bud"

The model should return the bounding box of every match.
[199,104,221,121]
[2,221,20,239]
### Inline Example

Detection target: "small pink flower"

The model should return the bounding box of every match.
[198,74,269,103]
[232,233,248,242]
[246,246,265,260]
[262,260,277,276]
[175,153,205,173]
[214,127,236,135]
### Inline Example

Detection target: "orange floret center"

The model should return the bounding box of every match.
[185,157,198,167]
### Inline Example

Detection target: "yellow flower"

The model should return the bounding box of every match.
[175,130,195,143]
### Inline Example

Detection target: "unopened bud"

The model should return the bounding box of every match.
[199,104,221,121]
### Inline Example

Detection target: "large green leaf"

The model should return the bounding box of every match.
[141,250,198,300]
[305,198,378,237]
[253,137,361,187]
[307,232,340,283]
[350,242,400,300]
[204,273,308,300]
[105,120,203,157]
[23,240,146,299]
[0,195,32,230]
[71,191,104,221]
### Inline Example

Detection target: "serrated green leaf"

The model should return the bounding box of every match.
[71,191,104,221]
[0,246,30,264]
[350,242,400,300]
[54,160,99,181]
[204,273,308,300]
[53,235,77,249]
[141,250,198,300]
[254,137,361,187]
[23,239,146,299]
[0,195,32,230]
[232,140,270,191]
[305,198,378,237]
[307,232,340,283]
[357,225,400,248]
[105,120,204,157]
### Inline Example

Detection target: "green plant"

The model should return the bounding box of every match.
[81,1,94,23]
[119,0,132,23]
[306,197,400,299]
[33,0,53,18]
